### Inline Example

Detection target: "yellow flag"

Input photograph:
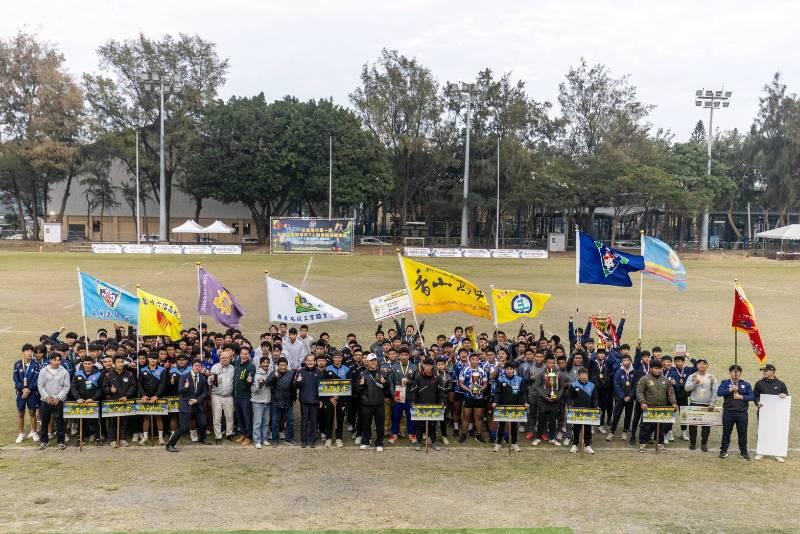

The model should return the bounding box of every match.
[137,288,184,341]
[491,288,551,325]
[399,257,491,319]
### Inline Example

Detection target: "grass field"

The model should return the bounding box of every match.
[0,249,798,533]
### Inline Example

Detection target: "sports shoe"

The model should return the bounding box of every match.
[551,440,562,447]
[556,431,563,440]
[190,430,199,442]
[433,443,442,451]
[511,444,520,452]
[754,454,763,461]
[131,433,140,443]
[255,442,262,449]
[138,437,148,446]
[110,441,118,449]
[639,444,647,453]
[585,446,595,454]
[57,443,66,450]
[701,445,709,452]
[475,434,486,443]
[64,435,70,443]
[531,438,541,446]
[15,433,24,444]
[39,442,49,450]
[30,431,40,442]
[320,433,326,440]
[681,431,689,441]
[354,436,362,445]
[741,453,751,461]
[442,437,450,446]
[657,444,668,453]
[776,457,785,463]
[262,440,271,446]
[119,440,129,447]
[347,424,354,432]
[325,439,332,448]
[525,432,534,441]
[376,446,384,452]
[605,433,614,442]
[158,436,165,446]
[415,443,422,452]
[569,445,578,454]
[598,426,607,434]
[359,444,369,450]
[666,430,674,442]
[409,435,418,444]
[335,439,343,448]
[493,444,501,452]
[621,432,628,441]
[719,451,728,458]
[563,437,571,446]
[458,433,467,443]
[388,434,398,444]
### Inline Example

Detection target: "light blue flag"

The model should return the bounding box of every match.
[642,236,687,291]
[79,271,139,324]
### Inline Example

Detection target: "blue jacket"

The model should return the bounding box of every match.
[325,363,350,380]
[568,320,592,348]
[295,366,322,405]
[613,366,637,400]
[13,359,39,394]
[568,379,599,408]
[717,379,754,412]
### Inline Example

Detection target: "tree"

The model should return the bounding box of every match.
[82,33,228,228]
[690,120,706,144]
[0,31,84,239]
[79,146,119,241]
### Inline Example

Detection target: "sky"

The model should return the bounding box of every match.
[6,0,800,140]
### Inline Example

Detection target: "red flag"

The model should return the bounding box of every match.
[732,281,767,364]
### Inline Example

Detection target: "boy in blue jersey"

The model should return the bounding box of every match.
[458,353,488,443]
[718,364,754,460]
[323,351,351,447]
[137,352,168,445]
[14,343,40,443]
[568,367,598,454]
[492,362,525,452]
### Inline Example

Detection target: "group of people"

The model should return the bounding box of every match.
[13,314,789,460]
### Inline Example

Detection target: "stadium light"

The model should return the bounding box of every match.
[693,86,732,251]
[448,81,488,247]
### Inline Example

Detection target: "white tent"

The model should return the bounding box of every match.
[755,224,800,240]
[201,220,235,234]
[171,220,205,234]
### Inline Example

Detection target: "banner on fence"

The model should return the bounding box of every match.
[403,247,548,259]
[62,401,99,419]
[270,217,353,254]
[91,244,241,255]
[369,289,412,321]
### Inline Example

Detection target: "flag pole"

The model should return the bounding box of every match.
[574,226,580,315]
[77,267,90,346]
[734,279,738,366]
[196,262,203,349]
[638,230,645,340]
[397,250,423,345]
[264,271,270,327]
[135,284,141,378]
[489,284,499,336]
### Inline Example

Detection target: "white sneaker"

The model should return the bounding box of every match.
[119,440,129,447]
[442,437,450,446]
[511,444,521,452]
[138,434,148,445]
[190,430,198,442]
[598,426,607,434]
[354,436,362,445]
[158,436,165,445]
[754,454,763,461]
[30,431,39,442]
[131,433,140,443]
[493,444,501,452]
[325,439,332,448]
[681,431,689,441]
[585,446,595,454]
[15,433,24,444]
[320,433,326,440]
[563,438,572,446]
[335,439,343,448]
[606,433,614,442]
[519,425,526,432]
[111,441,119,448]
[551,440,562,447]
[63,434,70,443]
[621,432,628,441]
[376,446,384,452]
[569,445,578,454]
[556,432,563,440]
[359,444,368,450]
[255,443,262,449]
[531,438,541,446]
[666,430,674,442]
[263,440,271,446]
[776,456,785,463]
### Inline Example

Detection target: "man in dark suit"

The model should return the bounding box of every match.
[166,360,211,452]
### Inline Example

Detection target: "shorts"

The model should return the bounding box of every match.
[463,397,485,409]
[16,394,38,412]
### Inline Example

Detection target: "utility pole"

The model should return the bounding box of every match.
[140,72,181,242]
[135,129,140,244]
[496,138,500,250]
[694,88,732,251]
[448,82,487,248]
[328,135,333,219]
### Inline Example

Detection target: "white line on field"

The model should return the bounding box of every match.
[154,271,164,276]
[62,302,79,309]
[300,256,313,290]
[0,326,12,334]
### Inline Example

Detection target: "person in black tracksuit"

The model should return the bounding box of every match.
[103,355,137,445]
[349,352,365,442]
[295,355,323,448]
[70,356,104,446]
[268,357,296,446]
[567,367,599,451]
[356,354,391,449]
[322,352,351,446]
[137,352,168,444]
[435,356,452,444]
[493,362,526,450]
[590,350,614,431]
[408,358,444,451]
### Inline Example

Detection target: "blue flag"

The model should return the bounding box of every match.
[576,232,644,287]
[79,271,139,324]
[642,236,687,291]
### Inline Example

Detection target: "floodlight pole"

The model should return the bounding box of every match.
[135,129,140,245]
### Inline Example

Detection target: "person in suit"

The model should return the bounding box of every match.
[166,360,211,452]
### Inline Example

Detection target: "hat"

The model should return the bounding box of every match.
[760,363,776,372]
[365,353,377,361]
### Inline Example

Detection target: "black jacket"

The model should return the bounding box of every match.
[268,369,295,408]
[295,366,322,405]
[753,377,788,403]
[567,380,599,408]
[357,368,390,406]
[103,369,137,400]
[177,371,208,413]
[409,372,442,405]
[70,369,104,401]
[137,366,167,398]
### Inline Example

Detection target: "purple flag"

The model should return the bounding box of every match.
[197,267,245,327]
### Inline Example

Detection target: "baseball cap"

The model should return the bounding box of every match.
[365,353,377,361]
[760,363,776,372]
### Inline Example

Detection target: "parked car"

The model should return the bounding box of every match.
[199,236,217,244]
[139,234,160,243]
[241,237,260,244]
[359,237,391,246]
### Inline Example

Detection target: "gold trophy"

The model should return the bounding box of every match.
[547,370,558,400]
[470,371,481,396]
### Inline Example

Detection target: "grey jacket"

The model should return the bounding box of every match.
[251,367,272,403]
[281,339,308,370]
[37,365,71,402]
[685,372,718,405]
[209,363,235,397]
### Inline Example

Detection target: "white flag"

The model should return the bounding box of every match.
[267,276,347,324]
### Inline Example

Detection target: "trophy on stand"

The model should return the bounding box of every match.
[470,370,482,397]
[546,370,558,400]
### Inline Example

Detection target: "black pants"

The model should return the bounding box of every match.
[325,400,346,440]
[416,419,437,444]
[611,398,634,434]
[360,403,384,447]
[537,406,557,439]
[638,422,665,445]
[572,424,592,446]
[527,394,538,431]
[300,403,318,446]
[167,408,207,447]
[107,416,128,441]
[349,397,361,435]
[439,419,448,438]
[598,388,613,426]
[721,410,748,455]
[688,402,711,446]
[40,401,65,445]
[496,422,518,444]
[630,403,643,439]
